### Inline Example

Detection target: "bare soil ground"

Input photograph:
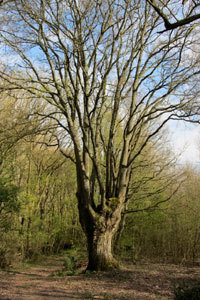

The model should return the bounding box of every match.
[0,256,200,300]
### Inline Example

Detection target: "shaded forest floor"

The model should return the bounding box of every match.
[0,255,200,299]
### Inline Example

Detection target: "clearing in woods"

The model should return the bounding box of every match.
[0,256,199,299]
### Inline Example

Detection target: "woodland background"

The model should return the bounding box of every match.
[0,95,200,269]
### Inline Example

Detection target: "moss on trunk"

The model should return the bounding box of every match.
[77,193,122,271]
[86,229,120,271]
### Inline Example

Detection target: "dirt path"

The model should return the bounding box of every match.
[0,256,200,300]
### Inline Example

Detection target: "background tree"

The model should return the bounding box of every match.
[16,136,78,258]
[0,0,200,271]
[120,164,200,264]
[0,91,80,266]
[114,129,181,250]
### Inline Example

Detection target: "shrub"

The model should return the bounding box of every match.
[174,281,200,300]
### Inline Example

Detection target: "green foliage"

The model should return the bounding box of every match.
[0,230,21,269]
[53,270,68,277]
[117,168,200,264]
[174,281,200,300]
[0,173,20,268]
[106,197,119,211]
[103,294,111,300]
[85,270,97,275]
[83,292,93,299]
[0,178,19,213]
[63,256,76,271]
[50,247,84,277]
[63,247,83,272]
[0,135,82,267]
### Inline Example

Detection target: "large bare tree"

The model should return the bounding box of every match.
[0,0,200,270]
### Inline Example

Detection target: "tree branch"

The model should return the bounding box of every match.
[147,0,200,32]
[123,179,184,215]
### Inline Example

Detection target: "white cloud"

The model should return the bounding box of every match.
[169,121,200,164]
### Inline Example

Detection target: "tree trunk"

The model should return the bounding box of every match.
[86,228,119,271]
[77,195,121,271]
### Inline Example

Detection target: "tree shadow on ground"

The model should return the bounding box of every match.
[0,261,200,300]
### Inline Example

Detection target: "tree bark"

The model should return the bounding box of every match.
[86,227,119,271]
[77,194,121,271]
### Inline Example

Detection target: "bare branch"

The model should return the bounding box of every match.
[147,0,200,32]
